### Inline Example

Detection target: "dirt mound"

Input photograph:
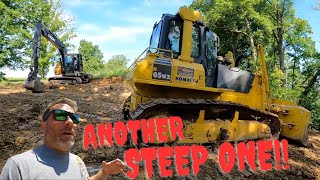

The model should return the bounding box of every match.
[0,78,319,179]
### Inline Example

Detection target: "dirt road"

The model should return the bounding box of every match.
[0,78,319,179]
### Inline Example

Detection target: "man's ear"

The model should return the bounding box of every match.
[41,121,46,132]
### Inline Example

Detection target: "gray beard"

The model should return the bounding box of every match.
[46,135,75,151]
[56,136,75,151]
[56,138,75,151]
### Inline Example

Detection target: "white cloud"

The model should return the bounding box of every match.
[78,23,102,33]
[61,9,75,22]
[76,25,150,43]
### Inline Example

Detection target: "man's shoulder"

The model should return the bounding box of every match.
[70,153,84,163]
[70,152,80,158]
[70,153,87,169]
[9,149,35,163]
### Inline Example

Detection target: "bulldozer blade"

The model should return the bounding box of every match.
[274,103,311,147]
[24,77,45,93]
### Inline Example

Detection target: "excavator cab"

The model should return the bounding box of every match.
[62,54,83,74]
[50,53,92,84]
[54,54,84,75]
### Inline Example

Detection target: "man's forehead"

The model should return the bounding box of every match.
[50,103,74,112]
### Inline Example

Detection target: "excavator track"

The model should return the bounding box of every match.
[125,98,281,138]
[48,76,83,85]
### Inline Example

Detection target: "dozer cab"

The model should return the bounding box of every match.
[123,7,310,146]
[24,21,93,93]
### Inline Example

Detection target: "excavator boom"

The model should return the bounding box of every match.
[24,22,93,92]
[24,21,67,93]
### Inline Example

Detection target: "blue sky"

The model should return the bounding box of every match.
[295,0,320,50]
[3,0,320,77]
[63,0,194,61]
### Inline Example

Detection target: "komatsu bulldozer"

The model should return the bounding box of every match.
[123,7,310,146]
[24,22,93,93]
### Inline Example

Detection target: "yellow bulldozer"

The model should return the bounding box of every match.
[123,7,310,146]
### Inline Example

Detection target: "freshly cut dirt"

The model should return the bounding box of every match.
[0,78,319,179]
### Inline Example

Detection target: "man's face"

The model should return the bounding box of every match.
[41,103,78,152]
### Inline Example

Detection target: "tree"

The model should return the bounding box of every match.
[266,0,294,75]
[286,18,316,89]
[300,86,320,130]
[106,55,129,69]
[78,40,104,74]
[260,0,317,88]
[191,0,273,61]
[299,52,320,98]
[0,0,75,78]
[97,55,130,78]
[263,0,306,87]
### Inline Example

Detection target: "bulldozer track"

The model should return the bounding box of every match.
[128,98,281,136]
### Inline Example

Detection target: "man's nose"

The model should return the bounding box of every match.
[65,116,74,127]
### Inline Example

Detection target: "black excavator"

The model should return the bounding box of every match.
[24,21,93,93]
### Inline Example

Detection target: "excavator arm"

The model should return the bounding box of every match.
[24,21,67,93]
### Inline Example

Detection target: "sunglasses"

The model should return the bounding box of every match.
[43,109,80,124]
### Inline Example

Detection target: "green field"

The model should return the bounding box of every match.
[0,77,50,86]
[0,77,26,85]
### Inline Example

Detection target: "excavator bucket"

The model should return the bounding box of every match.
[24,77,45,93]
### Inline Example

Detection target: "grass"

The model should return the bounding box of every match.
[0,77,26,85]
[0,77,48,86]
[91,68,129,79]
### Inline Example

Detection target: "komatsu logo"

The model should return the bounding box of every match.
[175,76,198,83]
